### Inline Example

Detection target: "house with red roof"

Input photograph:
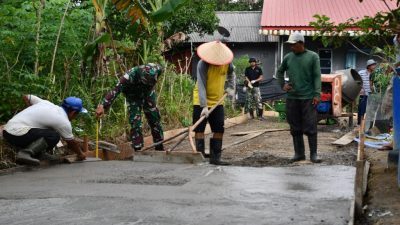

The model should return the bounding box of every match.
[260,0,397,74]
[179,0,396,76]
[167,0,397,104]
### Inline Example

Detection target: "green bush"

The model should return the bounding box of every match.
[233,55,250,84]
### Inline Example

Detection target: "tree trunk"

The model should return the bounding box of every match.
[50,0,71,83]
[34,0,45,76]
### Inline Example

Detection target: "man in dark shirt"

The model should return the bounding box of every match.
[277,32,321,163]
[244,57,264,120]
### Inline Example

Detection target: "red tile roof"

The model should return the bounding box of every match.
[261,0,397,30]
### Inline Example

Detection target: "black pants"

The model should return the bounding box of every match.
[192,105,224,133]
[357,95,368,125]
[3,128,60,150]
[286,99,317,136]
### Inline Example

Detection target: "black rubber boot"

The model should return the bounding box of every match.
[132,146,141,152]
[290,135,306,162]
[209,138,230,165]
[131,143,142,152]
[258,108,265,121]
[249,109,255,119]
[195,139,209,158]
[16,138,48,166]
[308,134,321,163]
[155,143,164,151]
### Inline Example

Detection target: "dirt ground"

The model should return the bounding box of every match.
[170,116,357,167]
[356,150,400,225]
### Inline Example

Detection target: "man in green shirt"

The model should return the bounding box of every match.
[277,32,322,163]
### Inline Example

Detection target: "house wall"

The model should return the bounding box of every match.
[229,42,278,78]
[280,37,377,74]
[190,42,278,79]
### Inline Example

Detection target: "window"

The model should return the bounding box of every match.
[345,51,357,69]
[319,49,332,74]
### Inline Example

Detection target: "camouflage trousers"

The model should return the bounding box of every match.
[244,87,263,114]
[127,91,163,149]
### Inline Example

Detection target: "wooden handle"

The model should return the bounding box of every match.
[168,132,189,152]
[141,128,189,152]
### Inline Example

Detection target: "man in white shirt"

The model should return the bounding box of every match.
[2,95,88,166]
[394,33,400,66]
[357,59,377,125]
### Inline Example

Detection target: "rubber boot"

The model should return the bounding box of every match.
[308,134,321,163]
[195,139,209,158]
[290,135,306,162]
[258,108,265,121]
[249,109,255,119]
[155,143,164,151]
[209,138,230,165]
[16,138,48,166]
[131,143,142,152]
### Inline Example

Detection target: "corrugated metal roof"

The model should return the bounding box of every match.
[188,11,278,43]
[261,0,397,29]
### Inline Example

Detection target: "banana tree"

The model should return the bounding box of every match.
[111,0,189,63]
[111,0,189,23]
[90,0,109,77]
[92,0,108,36]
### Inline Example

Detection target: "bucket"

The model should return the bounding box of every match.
[335,69,363,103]
[317,101,331,113]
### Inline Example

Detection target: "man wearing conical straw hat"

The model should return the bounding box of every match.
[193,41,236,165]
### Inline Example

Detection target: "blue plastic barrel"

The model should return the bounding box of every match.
[394,75,400,186]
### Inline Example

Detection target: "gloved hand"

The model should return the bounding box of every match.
[242,86,247,92]
[200,107,209,118]
[225,87,235,98]
[251,80,256,84]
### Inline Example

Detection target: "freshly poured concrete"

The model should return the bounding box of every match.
[0,161,355,225]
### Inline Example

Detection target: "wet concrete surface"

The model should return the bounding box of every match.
[0,161,354,225]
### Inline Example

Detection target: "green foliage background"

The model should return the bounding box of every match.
[0,0,242,142]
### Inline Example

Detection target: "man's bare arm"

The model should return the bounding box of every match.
[65,139,86,161]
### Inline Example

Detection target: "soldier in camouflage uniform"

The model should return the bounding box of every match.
[243,80,262,119]
[244,57,264,120]
[96,63,164,151]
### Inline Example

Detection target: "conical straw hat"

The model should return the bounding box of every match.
[197,41,234,66]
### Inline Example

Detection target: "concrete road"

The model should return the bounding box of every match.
[0,161,354,225]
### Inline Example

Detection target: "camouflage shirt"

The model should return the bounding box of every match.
[102,63,162,109]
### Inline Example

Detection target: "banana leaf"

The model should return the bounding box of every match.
[150,0,189,22]
[82,33,111,61]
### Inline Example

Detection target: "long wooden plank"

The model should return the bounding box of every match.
[363,161,370,196]
[357,116,366,161]
[231,128,289,136]
[354,160,365,217]
[332,131,356,146]
[222,131,265,150]
[133,151,205,164]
